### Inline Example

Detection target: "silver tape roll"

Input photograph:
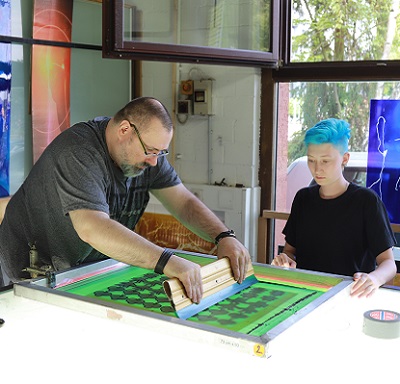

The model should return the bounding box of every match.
[363,309,400,339]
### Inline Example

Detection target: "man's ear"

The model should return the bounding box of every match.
[117,120,131,138]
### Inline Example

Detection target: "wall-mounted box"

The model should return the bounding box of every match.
[193,80,212,115]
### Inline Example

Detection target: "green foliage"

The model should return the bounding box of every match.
[288,130,306,165]
[291,0,396,62]
[288,0,400,162]
[252,0,271,51]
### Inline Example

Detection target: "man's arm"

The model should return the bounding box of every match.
[68,209,203,303]
[152,184,251,282]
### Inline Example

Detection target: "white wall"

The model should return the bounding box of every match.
[137,3,262,259]
[142,62,261,189]
[142,62,261,259]
[133,0,262,188]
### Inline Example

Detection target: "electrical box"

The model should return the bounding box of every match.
[177,99,191,115]
[180,80,194,95]
[193,80,212,115]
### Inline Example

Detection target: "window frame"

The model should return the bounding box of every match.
[102,0,280,67]
[261,0,400,261]
[276,0,400,81]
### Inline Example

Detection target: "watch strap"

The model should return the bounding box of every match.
[215,229,236,245]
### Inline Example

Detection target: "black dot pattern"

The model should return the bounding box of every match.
[93,272,175,314]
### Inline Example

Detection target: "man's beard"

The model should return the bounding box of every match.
[120,162,149,177]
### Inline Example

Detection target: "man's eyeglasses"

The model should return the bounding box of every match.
[129,122,169,158]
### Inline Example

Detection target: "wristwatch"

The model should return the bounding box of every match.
[214,229,236,245]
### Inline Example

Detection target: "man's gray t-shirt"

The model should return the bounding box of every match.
[0,117,181,279]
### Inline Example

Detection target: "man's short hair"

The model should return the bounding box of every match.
[114,96,173,133]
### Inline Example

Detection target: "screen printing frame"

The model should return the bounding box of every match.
[13,252,353,357]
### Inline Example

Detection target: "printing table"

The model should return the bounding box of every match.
[0,251,399,383]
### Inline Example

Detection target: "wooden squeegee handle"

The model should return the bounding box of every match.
[163,257,254,311]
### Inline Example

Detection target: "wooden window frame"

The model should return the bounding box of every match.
[102,0,280,67]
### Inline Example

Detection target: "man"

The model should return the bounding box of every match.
[0,97,251,303]
[272,118,397,298]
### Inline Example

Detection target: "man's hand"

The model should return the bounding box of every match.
[216,237,251,284]
[163,256,203,304]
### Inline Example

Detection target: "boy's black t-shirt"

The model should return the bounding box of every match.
[283,183,396,276]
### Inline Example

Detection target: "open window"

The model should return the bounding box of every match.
[102,0,280,67]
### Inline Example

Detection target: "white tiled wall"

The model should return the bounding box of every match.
[141,62,261,189]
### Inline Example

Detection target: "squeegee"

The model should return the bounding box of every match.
[163,257,258,320]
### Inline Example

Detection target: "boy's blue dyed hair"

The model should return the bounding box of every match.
[304,118,351,155]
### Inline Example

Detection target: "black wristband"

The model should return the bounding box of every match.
[215,229,236,245]
[154,249,174,274]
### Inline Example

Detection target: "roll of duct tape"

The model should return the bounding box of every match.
[363,309,400,339]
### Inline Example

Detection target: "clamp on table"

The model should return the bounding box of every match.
[22,243,56,288]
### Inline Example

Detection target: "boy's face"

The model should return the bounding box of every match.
[307,143,349,187]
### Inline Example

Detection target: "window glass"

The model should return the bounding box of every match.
[274,80,400,254]
[9,0,32,39]
[72,0,103,46]
[123,0,272,52]
[291,0,400,62]
[4,0,130,194]
[8,0,103,46]
[9,43,31,194]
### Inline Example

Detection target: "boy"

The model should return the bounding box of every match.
[272,118,397,297]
